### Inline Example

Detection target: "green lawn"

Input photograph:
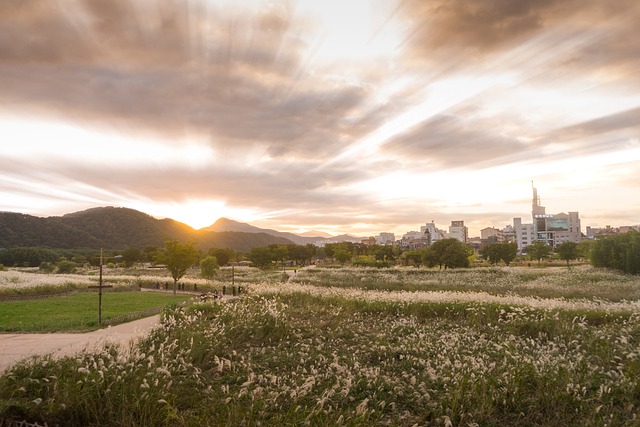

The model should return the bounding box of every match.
[0,291,192,332]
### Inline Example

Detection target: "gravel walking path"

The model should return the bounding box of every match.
[0,315,161,373]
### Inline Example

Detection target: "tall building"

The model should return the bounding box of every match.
[513,217,535,252]
[449,220,468,243]
[514,184,582,252]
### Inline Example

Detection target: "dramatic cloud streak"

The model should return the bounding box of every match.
[1,0,638,235]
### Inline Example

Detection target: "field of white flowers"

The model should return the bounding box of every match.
[1,266,639,425]
[0,266,282,296]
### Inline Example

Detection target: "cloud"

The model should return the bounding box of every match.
[380,110,527,169]
[0,0,379,162]
[2,0,640,235]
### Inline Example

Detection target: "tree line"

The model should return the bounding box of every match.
[590,230,640,275]
[2,231,639,277]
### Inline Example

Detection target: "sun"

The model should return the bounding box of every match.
[125,200,222,230]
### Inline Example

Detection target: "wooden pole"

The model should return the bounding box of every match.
[89,248,112,326]
[99,248,103,325]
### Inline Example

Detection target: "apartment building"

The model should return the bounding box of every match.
[448,220,468,243]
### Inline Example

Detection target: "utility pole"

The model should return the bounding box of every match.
[89,248,112,325]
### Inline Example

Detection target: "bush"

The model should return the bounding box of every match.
[39,261,56,273]
[56,260,77,274]
[0,263,5,271]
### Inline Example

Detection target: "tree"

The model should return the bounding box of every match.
[247,246,274,269]
[200,255,220,281]
[499,242,518,266]
[591,230,640,275]
[402,250,423,266]
[481,242,518,266]
[122,247,143,268]
[333,248,352,266]
[423,239,471,270]
[480,244,502,265]
[525,241,551,266]
[155,240,200,294]
[287,244,317,266]
[271,245,289,269]
[374,246,396,262]
[556,241,578,267]
[206,247,234,267]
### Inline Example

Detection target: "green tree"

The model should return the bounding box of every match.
[499,242,518,266]
[247,246,274,269]
[525,241,551,266]
[333,248,352,266]
[480,244,502,265]
[206,247,234,267]
[481,242,518,266]
[591,230,640,275]
[556,241,578,267]
[122,247,143,268]
[271,245,289,269]
[199,255,220,280]
[374,246,396,263]
[423,239,471,270]
[577,240,593,260]
[154,240,200,294]
[402,250,423,266]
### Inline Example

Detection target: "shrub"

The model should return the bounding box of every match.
[56,260,77,274]
[39,261,56,273]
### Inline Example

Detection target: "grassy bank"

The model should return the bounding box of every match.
[0,291,192,332]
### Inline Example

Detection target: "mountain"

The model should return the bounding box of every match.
[0,207,294,252]
[326,234,365,243]
[299,230,333,238]
[0,212,102,249]
[205,218,320,245]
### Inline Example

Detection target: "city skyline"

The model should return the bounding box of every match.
[1,0,639,238]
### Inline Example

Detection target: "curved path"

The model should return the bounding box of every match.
[0,315,161,373]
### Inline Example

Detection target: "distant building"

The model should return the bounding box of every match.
[448,220,468,243]
[502,224,515,243]
[361,236,376,245]
[420,221,445,242]
[514,184,582,252]
[620,225,640,233]
[400,230,430,249]
[513,217,535,252]
[480,227,504,246]
[375,232,396,245]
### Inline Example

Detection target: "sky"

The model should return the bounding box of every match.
[1,0,639,238]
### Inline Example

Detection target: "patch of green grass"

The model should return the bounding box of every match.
[0,291,192,332]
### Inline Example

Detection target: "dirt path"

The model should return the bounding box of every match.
[0,315,161,373]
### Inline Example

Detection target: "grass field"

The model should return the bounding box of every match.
[0,291,192,332]
[1,266,639,425]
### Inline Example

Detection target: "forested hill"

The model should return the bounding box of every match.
[0,207,294,251]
